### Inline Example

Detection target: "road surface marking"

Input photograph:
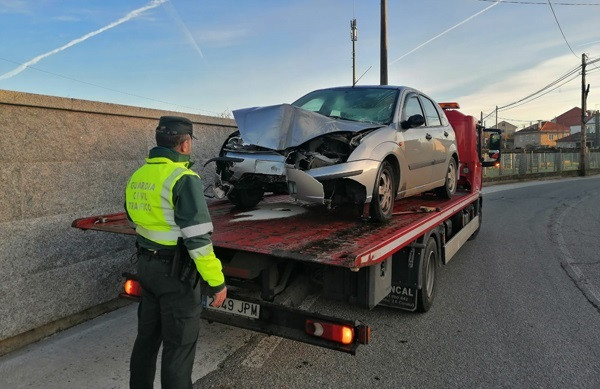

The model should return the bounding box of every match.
[241,294,319,368]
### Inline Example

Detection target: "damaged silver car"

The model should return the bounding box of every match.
[212,86,458,222]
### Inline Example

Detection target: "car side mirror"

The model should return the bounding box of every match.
[401,114,425,129]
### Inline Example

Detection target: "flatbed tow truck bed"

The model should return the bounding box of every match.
[73,190,480,354]
[73,190,477,270]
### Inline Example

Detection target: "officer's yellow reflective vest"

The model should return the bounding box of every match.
[126,155,224,288]
[126,157,195,246]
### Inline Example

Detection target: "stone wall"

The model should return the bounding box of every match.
[0,90,236,344]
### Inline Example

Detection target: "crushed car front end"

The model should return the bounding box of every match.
[213,87,399,210]
[215,124,381,208]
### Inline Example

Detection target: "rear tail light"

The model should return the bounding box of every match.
[124,279,142,297]
[305,319,355,345]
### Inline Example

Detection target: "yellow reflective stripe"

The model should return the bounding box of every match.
[135,225,181,244]
[160,167,188,225]
[181,222,214,238]
[191,248,225,287]
[188,243,213,260]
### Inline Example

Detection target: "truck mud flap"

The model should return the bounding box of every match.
[201,292,370,355]
[379,246,421,311]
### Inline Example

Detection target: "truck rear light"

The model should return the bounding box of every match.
[124,279,141,297]
[305,319,354,345]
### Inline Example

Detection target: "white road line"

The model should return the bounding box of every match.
[241,294,319,368]
[240,335,284,369]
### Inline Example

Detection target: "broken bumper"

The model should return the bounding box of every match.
[287,160,380,204]
[223,152,380,204]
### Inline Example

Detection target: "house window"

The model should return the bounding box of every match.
[549,134,554,140]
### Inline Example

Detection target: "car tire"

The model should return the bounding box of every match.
[369,160,396,222]
[227,188,264,208]
[417,236,438,313]
[435,158,457,199]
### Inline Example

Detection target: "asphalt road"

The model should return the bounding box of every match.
[1,176,599,388]
[195,176,600,389]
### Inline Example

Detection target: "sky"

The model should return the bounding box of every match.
[1,0,600,128]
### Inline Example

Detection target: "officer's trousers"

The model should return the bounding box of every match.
[130,252,202,389]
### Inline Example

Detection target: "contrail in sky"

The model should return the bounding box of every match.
[390,1,501,65]
[0,0,167,81]
[163,1,204,58]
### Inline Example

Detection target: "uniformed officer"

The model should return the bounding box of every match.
[126,116,227,389]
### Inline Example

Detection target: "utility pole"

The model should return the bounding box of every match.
[380,0,388,85]
[495,106,498,129]
[480,111,484,151]
[351,19,357,85]
[580,53,589,176]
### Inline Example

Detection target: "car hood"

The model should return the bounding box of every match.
[232,103,379,150]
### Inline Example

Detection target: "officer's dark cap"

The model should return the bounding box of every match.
[156,116,197,139]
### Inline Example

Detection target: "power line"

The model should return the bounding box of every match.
[547,0,579,58]
[482,57,600,120]
[0,56,225,116]
[482,75,578,120]
[500,72,580,111]
[481,64,579,119]
[496,116,540,122]
[497,63,581,110]
[477,0,600,5]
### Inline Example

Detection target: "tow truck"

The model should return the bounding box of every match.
[72,103,501,355]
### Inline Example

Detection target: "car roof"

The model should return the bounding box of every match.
[307,85,433,97]
[312,85,408,91]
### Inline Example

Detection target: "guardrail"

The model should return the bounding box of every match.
[483,150,600,178]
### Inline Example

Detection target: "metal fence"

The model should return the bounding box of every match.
[483,150,600,178]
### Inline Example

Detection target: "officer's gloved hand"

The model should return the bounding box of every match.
[211,286,227,308]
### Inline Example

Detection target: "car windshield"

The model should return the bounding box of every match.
[292,88,398,125]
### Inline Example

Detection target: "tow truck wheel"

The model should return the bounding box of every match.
[435,158,457,199]
[370,160,396,222]
[227,188,264,208]
[417,236,438,312]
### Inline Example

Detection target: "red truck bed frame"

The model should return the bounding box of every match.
[72,190,478,270]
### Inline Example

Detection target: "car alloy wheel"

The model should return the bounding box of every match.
[435,158,457,199]
[378,170,393,214]
[446,160,457,194]
[370,160,396,222]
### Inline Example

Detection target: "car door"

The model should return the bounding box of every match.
[419,95,451,182]
[398,93,433,191]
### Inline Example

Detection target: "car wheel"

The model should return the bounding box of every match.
[435,158,457,199]
[369,160,396,222]
[227,188,264,208]
[417,236,438,313]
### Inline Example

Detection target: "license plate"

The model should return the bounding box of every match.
[204,296,261,319]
